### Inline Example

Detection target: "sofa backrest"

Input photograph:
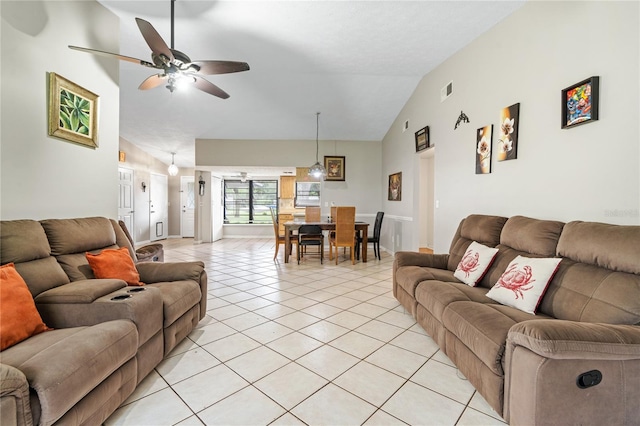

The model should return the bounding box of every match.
[40,217,136,281]
[0,220,70,296]
[477,216,565,289]
[447,214,508,271]
[538,221,640,324]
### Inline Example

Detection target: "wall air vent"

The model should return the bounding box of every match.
[402,120,409,133]
[441,81,453,102]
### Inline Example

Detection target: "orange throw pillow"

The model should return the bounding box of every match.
[86,247,143,286]
[1,263,51,351]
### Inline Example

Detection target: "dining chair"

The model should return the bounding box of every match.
[270,207,297,261]
[329,206,357,265]
[356,211,384,260]
[297,225,324,264]
[305,206,321,222]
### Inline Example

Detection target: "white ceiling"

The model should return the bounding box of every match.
[96,0,525,171]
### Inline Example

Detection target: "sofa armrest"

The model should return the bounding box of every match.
[507,319,640,360]
[34,279,126,304]
[0,364,32,426]
[393,251,449,269]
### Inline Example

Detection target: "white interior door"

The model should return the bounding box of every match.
[212,176,223,241]
[181,176,195,237]
[118,167,134,236]
[150,173,168,241]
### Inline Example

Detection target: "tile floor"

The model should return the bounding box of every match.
[105,238,506,425]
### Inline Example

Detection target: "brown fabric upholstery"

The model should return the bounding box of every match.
[447,214,508,271]
[500,215,565,257]
[41,217,117,256]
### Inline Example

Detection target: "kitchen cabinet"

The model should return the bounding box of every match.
[280,176,296,199]
[278,213,293,235]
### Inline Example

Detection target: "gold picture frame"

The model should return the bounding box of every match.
[48,72,99,148]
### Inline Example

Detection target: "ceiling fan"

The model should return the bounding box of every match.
[69,0,249,99]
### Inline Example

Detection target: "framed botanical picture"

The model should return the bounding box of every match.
[498,103,520,161]
[561,76,599,129]
[476,125,493,174]
[48,72,99,148]
[388,172,402,201]
[415,126,429,152]
[324,156,345,181]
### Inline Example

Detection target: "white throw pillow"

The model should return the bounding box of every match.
[486,255,562,314]
[453,241,499,286]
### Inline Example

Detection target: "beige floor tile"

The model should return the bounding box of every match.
[377,310,417,329]
[266,331,324,360]
[411,359,476,404]
[382,381,465,426]
[280,296,319,310]
[201,333,261,362]
[468,391,505,421]
[197,386,286,425]
[270,412,307,425]
[457,407,507,425]
[156,348,220,385]
[432,349,456,367]
[222,312,270,331]
[326,311,371,329]
[389,329,440,358]
[254,362,328,409]
[301,303,343,319]
[334,361,406,406]
[347,302,390,318]
[234,296,275,311]
[174,415,204,425]
[105,388,193,426]
[298,320,349,343]
[329,331,385,358]
[253,303,296,319]
[365,344,428,379]
[274,311,321,330]
[188,322,237,345]
[207,304,249,321]
[122,370,167,405]
[296,345,360,380]
[242,320,293,344]
[225,346,290,382]
[172,364,249,412]
[323,295,362,309]
[291,383,377,426]
[363,409,408,425]
[220,291,255,304]
[355,319,405,342]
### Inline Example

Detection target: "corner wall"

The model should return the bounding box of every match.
[1,1,120,220]
[382,0,640,253]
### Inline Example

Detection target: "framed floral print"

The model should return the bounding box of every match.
[476,125,493,174]
[324,156,345,181]
[498,103,519,161]
[561,76,599,129]
[48,72,99,148]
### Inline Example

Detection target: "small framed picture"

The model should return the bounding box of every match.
[415,126,429,152]
[561,76,599,129]
[388,172,402,201]
[324,156,345,181]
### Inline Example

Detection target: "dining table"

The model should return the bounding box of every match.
[283,221,370,263]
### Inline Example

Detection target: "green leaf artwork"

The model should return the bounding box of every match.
[59,89,90,135]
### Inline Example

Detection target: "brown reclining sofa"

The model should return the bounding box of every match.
[0,217,207,425]
[393,214,640,425]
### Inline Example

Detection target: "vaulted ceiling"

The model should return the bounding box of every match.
[97,0,525,170]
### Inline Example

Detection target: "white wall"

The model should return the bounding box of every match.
[196,138,383,218]
[382,0,640,253]
[1,1,120,220]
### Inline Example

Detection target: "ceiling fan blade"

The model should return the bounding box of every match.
[135,18,174,63]
[68,45,156,68]
[191,61,250,75]
[192,75,230,99]
[139,74,167,90]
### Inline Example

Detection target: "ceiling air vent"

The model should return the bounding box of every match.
[441,81,453,102]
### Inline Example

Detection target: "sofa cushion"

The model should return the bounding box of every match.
[486,256,562,314]
[500,216,565,257]
[0,320,137,425]
[0,264,50,350]
[447,215,508,272]
[395,266,457,298]
[41,217,117,256]
[454,241,499,286]
[442,301,548,375]
[86,247,142,286]
[415,280,493,323]
[147,281,202,327]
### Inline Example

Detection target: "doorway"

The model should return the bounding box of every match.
[118,167,134,236]
[419,149,435,250]
[181,176,195,237]
[150,173,168,241]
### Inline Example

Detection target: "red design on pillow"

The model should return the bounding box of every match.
[494,263,535,299]
[458,249,480,278]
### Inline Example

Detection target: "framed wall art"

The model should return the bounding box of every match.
[561,76,599,129]
[476,125,493,174]
[48,72,99,148]
[324,155,345,181]
[498,103,520,161]
[388,172,402,201]
[415,126,430,152]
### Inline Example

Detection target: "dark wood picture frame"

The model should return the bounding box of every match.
[324,156,345,181]
[388,172,402,201]
[415,126,429,152]
[561,76,599,129]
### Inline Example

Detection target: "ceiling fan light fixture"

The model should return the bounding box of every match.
[168,152,179,176]
[309,112,326,179]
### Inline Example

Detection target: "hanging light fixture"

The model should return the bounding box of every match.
[168,152,179,176]
[308,112,326,179]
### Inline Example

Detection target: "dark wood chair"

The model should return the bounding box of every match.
[356,211,384,260]
[297,225,324,264]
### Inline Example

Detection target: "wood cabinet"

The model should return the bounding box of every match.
[278,213,293,235]
[280,176,296,199]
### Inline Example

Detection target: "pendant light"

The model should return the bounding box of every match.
[168,152,179,176]
[308,112,326,179]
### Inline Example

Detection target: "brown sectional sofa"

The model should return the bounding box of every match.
[0,217,208,426]
[393,214,640,425]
